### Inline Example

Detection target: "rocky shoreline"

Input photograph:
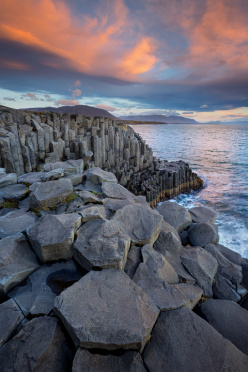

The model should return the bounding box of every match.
[0,162,248,371]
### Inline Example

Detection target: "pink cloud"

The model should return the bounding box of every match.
[95,104,118,112]
[55,99,79,106]
[74,80,81,87]
[21,93,40,100]
[70,89,82,98]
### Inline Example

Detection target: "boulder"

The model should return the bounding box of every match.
[0,299,24,347]
[0,233,39,296]
[66,197,84,213]
[64,173,84,186]
[76,190,104,204]
[18,171,43,185]
[73,219,131,270]
[29,178,73,209]
[156,201,192,232]
[200,299,248,356]
[213,272,241,302]
[72,349,146,372]
[160,219,181,242]
[0,183,29,201]
[188,222,219,247]
[124,245,142,279]
[143,307,248,372]
[181,246,218,296]
[0,209,38,238]
[82,150,93,165]
[112,204,163,245]
[0,173,17,188]
[18,196,30,212]
[101,182,135,200]
[44,159,84,175]
[9,260,84,316]
[189,206,217,223]
[27,213,81,262]
[173,283,203,309]
[77,204,110,222]
[54,269,159,351]
[242,258,248,289]
[0,316,73,372]
[105,197,135,212]
[84,167,117,184]
[216,243,242,266]
[40,168,64,181]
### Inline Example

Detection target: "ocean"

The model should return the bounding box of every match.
[130,123,248,258]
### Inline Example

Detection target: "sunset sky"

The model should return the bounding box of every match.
[0,0,248,122]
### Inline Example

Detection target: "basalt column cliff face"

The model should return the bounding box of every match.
[0,107,202,205]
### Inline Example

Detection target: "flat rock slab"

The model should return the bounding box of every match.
[105,197,135,212]
[29,178,73,209]
[112,204,163,245]
[213,272,241,302]
[101,182,135,200]
[64,173,84,186]
[143,307,248,372]
[156,201,192,232]
[72,349,146,372]
[76,190,105,204]
[200,299,248,356]
[73,219,131,270]
[9,260,84,316]
[84,167,117,184]
[0,299,24,347]
[0,173,17,188]
[27,213,81,262]
[0,209,38,238]
[54,269,159,351]
[0,316,73,372]
[18,172,43,185]
[77,204,110,222]
[44,159,84,175]
[181,246,218,296]
[0,184,29,201]
[40,168,64,181]
[188,222,219,247]
[0,233,39,295]
[189,206,217,223]
[174,283,203,309]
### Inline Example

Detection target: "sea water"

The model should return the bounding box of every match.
[130,124,248,258]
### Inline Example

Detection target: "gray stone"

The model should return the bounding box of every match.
[0,183,29,201]
[0,168,6,175]
[27,213,81,262]
[40,168,64,181]
[64,173,83,186]
[78,180,102,194]
[213,272,241,302]
[9,260,83,316]
[0,316,73,372]
[101,182,135,199]
[54,269,159,351]
[73,219,131,270]
[77,204,110,222]
[156,201,192,232]
[189,206,217,223]
[216,243,242,266]
[143,307,248,372]
[112,204,163,245]
[200,299,248,356]
[65,197,84,213]
[29,178,73,209]
[237,283,248,298]
[18,172,44,185]
[0,299,24,347]
[181,246,218,296]
[72,349,146,372]
[173,283,203,309]
[0,209,38,238]
[18,196,30,212]
[82,150,93,165]
[0,233,39,295]
[124,245,142,279]
[204,243,242,284]
[105,197,135,212]
[84,166,117,184]
[0,173,17,188]
[160,219,181,242]
[44,159,84,175]
[188,222,219,247]
[76,189,104,204]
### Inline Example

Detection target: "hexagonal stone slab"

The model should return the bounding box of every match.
[84,167,117,184]
[189,206,217,223]
[73,219,131,270]
[0,316,73,372]
[0,209,38,238]
[112,204,163,245]
[27,213,82,262]
[0,184,29,201]
[18,172,43,185]
[156,201,192,232]
[54,269,159,351]
[0,233,39,296]
[0,299,24,347]
[188,222,219,247]
[72,349,147,372]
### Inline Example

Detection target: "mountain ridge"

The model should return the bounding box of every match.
[119,114,198,124]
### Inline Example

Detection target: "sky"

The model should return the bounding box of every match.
[0,0,248,123]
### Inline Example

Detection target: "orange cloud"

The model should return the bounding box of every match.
[0,59,29,71]
[55,99,80,106]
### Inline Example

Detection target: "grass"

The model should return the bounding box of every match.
[1,200,18,209]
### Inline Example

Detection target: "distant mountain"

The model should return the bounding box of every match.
[23,105,117,119]
[119,115,198,124]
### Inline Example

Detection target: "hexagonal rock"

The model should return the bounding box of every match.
[29,178,73,209]
[84,167,117,184]
[77,204,110,222]
[54,269,159,351]
[0,316,73,372]
[18,171,44,185]
[9,260,84,316]
[143,307,248,372]
[44,159,84,175]
[173,283,203,309]
[27,213,82,262]
[189,206,217,224]
[0,233,39,296]
[188,222,219,247]
[181,246,218,297]
[0,184,29,201]
[0,209,38,238]
[72,349,147,372]
[101,182,135,200]
[112,204,163,245]
[73,219,131,270]
[156,201,192,233]
[0,173,17,188]
[0,299,24,347]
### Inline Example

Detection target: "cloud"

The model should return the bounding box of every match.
[70,88,82,97]
[74,80,81,87]
[95,104,118,112]
[21,93,40,101]
[4,97,16,101]
[55,99,79,106]
[182,111,194,114]
[200,104,208,108]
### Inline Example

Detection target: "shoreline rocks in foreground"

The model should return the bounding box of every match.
[0,163,248,371]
